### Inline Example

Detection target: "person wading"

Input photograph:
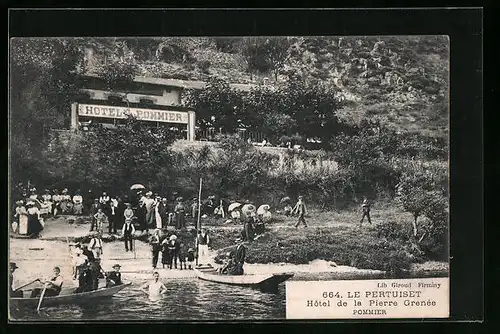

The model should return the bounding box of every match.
[292,196,308,228]
[140,272,167,300]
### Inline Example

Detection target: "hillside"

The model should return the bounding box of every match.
[83,36,449,138]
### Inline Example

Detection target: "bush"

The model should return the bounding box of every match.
[197,60,211,74]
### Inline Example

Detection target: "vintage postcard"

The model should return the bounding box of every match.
[9,35,450,321]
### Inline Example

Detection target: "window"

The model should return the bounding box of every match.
[139,98,155,105]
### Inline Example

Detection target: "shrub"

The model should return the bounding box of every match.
[197,60,211,74]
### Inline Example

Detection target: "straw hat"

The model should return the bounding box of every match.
[15,200,24,205]
[169,235,177,241]
[26,201,35,206]
[188,248,194,252]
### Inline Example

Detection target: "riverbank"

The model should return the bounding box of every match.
[9,212,448,288]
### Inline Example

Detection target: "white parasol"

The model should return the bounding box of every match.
[228,202,242,212]
[130,184,146,190]
[257,204,270,215]
[280,196,291,204]
[241,204,256,217]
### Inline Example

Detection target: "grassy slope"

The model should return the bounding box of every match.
[129,37,448,139]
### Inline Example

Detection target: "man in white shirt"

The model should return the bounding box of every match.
[31,266,64,297]
[89,233,104,259]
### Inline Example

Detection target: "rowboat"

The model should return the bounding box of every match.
[10,282,132,308]
[194,267,294,290]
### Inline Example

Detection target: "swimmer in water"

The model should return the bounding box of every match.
[140,271,167,299]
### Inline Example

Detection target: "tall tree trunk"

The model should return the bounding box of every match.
[412,215,418,237]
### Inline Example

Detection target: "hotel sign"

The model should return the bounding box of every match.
[77,104,189,124]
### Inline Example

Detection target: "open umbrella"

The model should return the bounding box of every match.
[228,202,241,212]
[241,204,256,217]
[280,197,291,204]
[257,204,270,215]
[130,184,145,190]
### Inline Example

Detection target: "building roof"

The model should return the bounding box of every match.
[134,76,257,92]
[79,74,258,92]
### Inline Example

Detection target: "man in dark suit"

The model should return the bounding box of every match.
[106,264,123,287]
[229,243,246,276]
[90,199,100,232]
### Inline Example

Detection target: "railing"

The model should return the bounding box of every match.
[196,128,267,144]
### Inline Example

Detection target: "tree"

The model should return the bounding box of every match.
[10,38,86,184]
[263,38,292,81]
[396,170,446,238]
[41,117,177,193]
[183,77,242,133]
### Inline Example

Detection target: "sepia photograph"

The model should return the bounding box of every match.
[9,35,450,321]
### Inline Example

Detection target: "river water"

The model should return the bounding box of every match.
[10,278,287,321]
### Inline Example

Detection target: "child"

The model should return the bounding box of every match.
[178,242,188,270]
[161,237,170,269]
[360,197,372,225]
[187,248,195,269]
[93,208,108,234]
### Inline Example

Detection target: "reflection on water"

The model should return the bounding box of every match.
[10,278,286,321]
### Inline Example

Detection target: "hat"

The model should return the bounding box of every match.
[169,235,177,241]
[112,264,121,269]
[192,197,197,201]
[298,196,303,199]
[162,198,167,202]
[26,201,35,206]
[125,202,131,206]
[15,200,24,205]
[176,197,183,202]
[10,262,19,270]
[146,191,153,196]
[188,248,194,252]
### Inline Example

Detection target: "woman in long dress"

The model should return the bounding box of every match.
[14,200,29,235]
[154,197,162,229]
[26,202,43,237]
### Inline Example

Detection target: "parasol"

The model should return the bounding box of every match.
[280,196,291,204]
[228,202,242,212]
[130,184,146,190]
[257,204,270,215]
[241,204,256,217]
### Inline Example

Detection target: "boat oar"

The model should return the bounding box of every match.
[36,283,48,312]
[14,278,40,292]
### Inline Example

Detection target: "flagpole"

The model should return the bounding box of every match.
[196,178,202,267]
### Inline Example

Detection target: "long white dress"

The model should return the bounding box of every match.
[154,202,162,229]
[17,206,29,235]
